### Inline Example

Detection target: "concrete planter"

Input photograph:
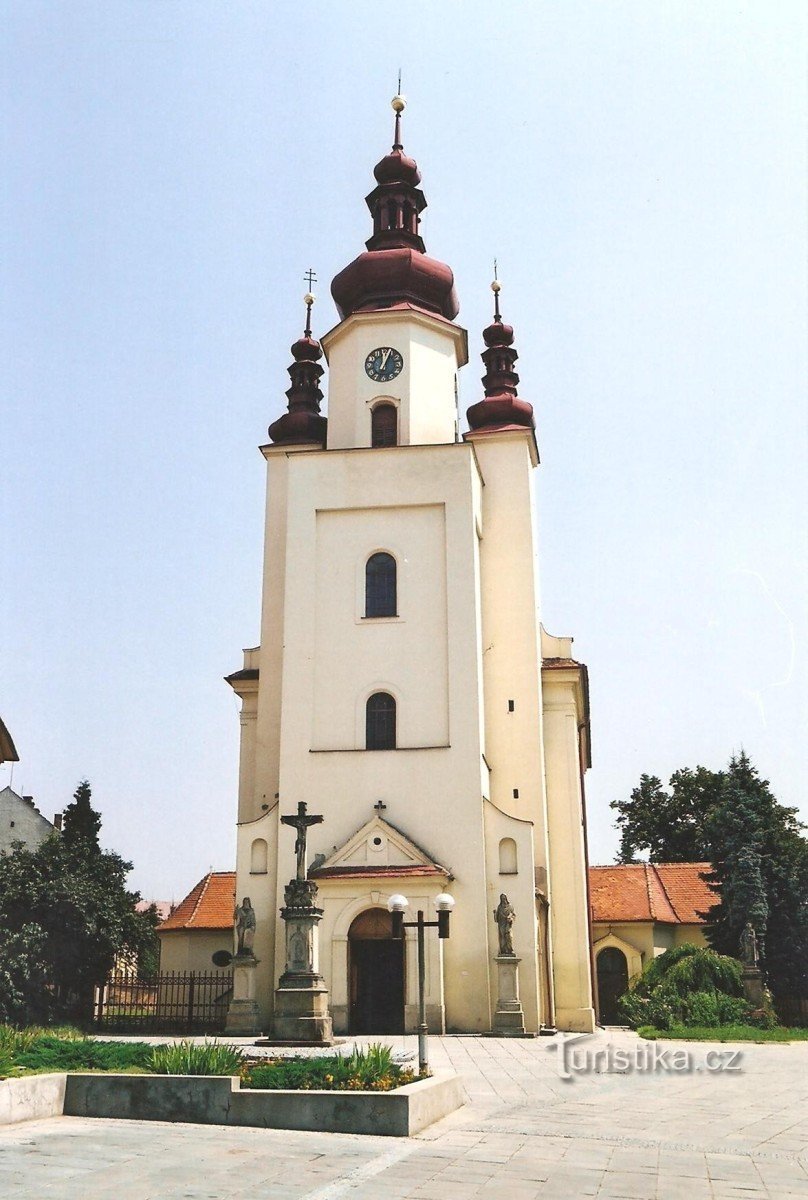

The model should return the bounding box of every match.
[0,1073,67,1125]
[63,1070,464,1136]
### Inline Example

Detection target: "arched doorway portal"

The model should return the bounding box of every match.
[596,946,629,1024]
[348,908,405,1034]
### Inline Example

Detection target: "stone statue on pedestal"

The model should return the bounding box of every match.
[739,921,759,968]
[234,897,256,957]
[494,894,516,957]
[492,894,525,1035]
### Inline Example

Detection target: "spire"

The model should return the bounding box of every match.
[268,275,328,447]
[331,93,459,321]
[466,274,535,434]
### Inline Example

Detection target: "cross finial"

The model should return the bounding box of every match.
[491,259,502,322]
[373,799,387,814]
[303,268,317,338]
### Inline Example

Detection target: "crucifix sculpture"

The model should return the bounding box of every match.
[281,801,324,881]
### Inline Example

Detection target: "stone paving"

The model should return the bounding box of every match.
[1,1029,807,1199]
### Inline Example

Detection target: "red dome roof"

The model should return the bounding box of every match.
[373,149,421,186]
[332,247,459,322]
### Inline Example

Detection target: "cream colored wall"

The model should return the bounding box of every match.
[541,655,596,1033]
[673,924,708,949]
[312,504,449,749]
[158,930,230,974]
[591,921,708,975]
[469,433,549,856]
[264,441,493,1032]
[235,804,279,1020]
[322,309,467,451]
[483,799,541,1029]
[229,313,594,1035]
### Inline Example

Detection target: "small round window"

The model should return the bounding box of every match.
[372,836,383,847]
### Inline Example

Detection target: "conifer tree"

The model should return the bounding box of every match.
[61,778,101,852]
[705,753,808,1000]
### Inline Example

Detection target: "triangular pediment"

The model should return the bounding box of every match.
[312,814,449,876]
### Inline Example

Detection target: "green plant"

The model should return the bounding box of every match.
[14,1036,153,1073]
[619,944,753,1031]
[242,1043,415,1092]
[148,1040,243,1076]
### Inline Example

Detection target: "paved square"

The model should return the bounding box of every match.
[1,1031,807,1198]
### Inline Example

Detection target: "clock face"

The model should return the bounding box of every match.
[365,346,403,383]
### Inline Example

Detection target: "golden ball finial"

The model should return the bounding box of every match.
[304,292,315,306]
[491,279,502,294]
[391,94,406,114]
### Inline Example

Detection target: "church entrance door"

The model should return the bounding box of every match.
[596,946,629,1024]
[348,908,405,1034]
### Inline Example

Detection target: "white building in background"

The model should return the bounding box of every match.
[226,99,597,1035]
[0,786,60,855]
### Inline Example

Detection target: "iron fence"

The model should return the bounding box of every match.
[94,970,233,1034]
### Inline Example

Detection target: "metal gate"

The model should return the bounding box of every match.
[94,970,233,1034]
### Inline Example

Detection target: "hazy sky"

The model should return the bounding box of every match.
[3,1,806,902]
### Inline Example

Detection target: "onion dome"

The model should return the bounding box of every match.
[466,279,535,433]
[331,95,459,322]
[268,288,328,447]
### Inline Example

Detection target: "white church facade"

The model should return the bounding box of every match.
[226,98,596,1035]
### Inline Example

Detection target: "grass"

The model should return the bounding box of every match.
[0,1029,419,1092]
[242,1044,417,1092]
[637,1024,808,1043]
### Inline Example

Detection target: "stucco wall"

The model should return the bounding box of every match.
[0,787,55,854]
[158,930,231,974]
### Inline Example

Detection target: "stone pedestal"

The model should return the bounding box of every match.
[493,955,526,1036]
[742,966,765,1007]
[225,954,262,1036]
[273,878,334,1043]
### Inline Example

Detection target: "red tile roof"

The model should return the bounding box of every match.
[158,872,235,932]
[589,863,714,925]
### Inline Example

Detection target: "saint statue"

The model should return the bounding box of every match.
[739,921,759,968]
[494,893,516,957]
[234,896,256,956]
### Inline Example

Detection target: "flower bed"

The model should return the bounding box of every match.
[241,1044,417,1092]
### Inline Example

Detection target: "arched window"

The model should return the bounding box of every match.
[371,404,397,448]
[499,837,517,875]
[250,838,268,874]
[366,692,396,750]
[365,553,397,618]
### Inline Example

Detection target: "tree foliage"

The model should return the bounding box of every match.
[611,767,722,863]
[613,752,808,1003]
[617,944,762,1031]
[704,753,808,999]
[61,779,101,853]
[0,781,156,1024]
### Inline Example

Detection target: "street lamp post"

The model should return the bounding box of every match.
[387,891,455,1076]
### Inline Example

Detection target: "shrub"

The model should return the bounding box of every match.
[148,1040,243,1076]
[14,1036,153,1073]
[619,944,751,1031]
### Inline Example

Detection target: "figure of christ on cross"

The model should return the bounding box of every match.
[281,801,324,880]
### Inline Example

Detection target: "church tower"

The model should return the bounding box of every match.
[227,97,596,1035]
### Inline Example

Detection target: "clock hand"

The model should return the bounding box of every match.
[379,349,391,371]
